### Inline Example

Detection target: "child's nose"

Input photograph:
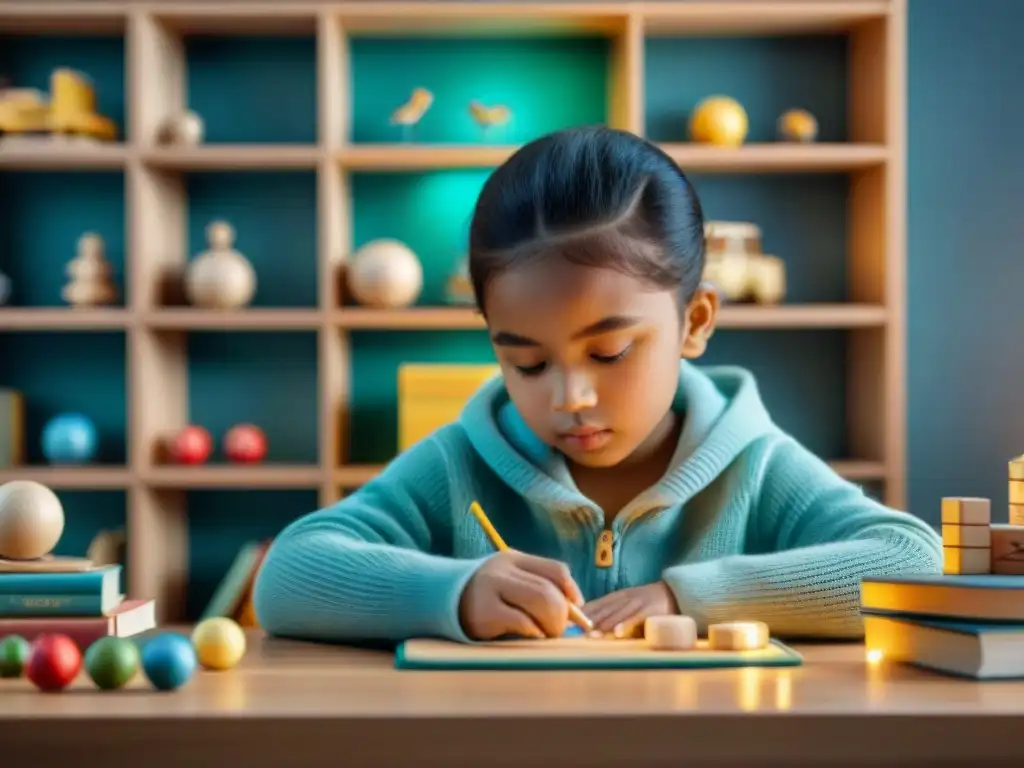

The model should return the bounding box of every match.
[552,371,597,412]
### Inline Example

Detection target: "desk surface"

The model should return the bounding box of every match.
[4,631,1024,767]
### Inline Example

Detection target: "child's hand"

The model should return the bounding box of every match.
[459,550,584,640]
[583,581,680,638]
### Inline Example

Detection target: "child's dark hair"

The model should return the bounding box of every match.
[468,125,706,316]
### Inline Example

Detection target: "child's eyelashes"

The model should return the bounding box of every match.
[591,344,632,364]
[512,345,633,377]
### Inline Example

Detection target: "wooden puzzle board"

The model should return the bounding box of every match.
[395,636,802,670]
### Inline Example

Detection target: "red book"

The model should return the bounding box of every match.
[0,598,155,650]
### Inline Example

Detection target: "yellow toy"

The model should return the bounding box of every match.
[688,96,748,147]
[778,108,819,142]
[398,364,499,451]
[0,69,117,141]
[191,617,246,670]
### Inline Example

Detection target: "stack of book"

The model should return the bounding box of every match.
[200,539,269,627]
[861,471,1024,679]
[0,562,155,650]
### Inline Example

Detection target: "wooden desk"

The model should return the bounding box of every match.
[3,630,1023,767]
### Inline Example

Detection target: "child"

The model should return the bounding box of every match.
[252,126,941,644]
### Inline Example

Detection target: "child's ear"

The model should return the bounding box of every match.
[679,285,719,358]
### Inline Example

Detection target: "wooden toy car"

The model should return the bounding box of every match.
[0,68,117,141]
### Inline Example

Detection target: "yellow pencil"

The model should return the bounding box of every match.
[469,500,595,633]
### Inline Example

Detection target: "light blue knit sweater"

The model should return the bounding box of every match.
[253,361,942,642]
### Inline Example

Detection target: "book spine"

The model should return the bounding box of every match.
[0,594,104,616]
[0,618,109,650]
[0,569,117,595]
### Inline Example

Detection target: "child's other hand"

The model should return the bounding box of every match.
[459,550,584,640]
[583,581,680,638]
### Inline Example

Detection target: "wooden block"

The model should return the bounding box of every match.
[990,524,1024,575]
[1010,504,1024,526]
[943,545,990,575]
[941,523,991,548]
[940,497,991,525]
[645,615,697,651]
[707,621,769,651]
[0,389,24,468]
[1009,456,1024,480]
[1010,482,1024,506]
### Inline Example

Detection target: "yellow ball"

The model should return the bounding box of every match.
[689,96,748,147]
[191,617,246,670]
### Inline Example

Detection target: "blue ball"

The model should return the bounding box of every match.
[41,413,97,463]
[140,633,197,691]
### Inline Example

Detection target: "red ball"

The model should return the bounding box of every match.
[224,424,267,463]
[26,634,82,692]
[170,425,212,464]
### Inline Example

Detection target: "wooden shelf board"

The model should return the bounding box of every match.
[0,4,126,34]
[0,142,128,170]
[336,465,383,488]
[143,309,322,331]
[333,304,887,331]
[0,308,132,331]
[642,2,890,35]
[338,460,887,487]
[0,466,132,489]
[142,146,321,171]
[337,3,628,36]
[662,143,889,173]
[144,465,324,489]
[151,5,319,35]
[339,144,516,171]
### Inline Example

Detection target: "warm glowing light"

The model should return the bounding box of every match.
[866,648,884,664]
[774,671,792,711]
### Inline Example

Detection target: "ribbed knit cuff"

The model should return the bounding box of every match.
[661,560,732,631]
[427,554,492,642]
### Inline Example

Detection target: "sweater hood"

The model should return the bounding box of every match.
[458,360,780,522]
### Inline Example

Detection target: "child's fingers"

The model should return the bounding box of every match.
[581,594,621,627]
[510,551,584,605]
[595,598,644,633]
[499,573,568,637]
[493,600,547,639]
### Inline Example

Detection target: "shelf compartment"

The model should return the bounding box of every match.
[333,304,887,331]
[0,308,131,331]
[0,466,131,488]
[0,331,128,466]
[337,4,627,36]
[144,309,322,331]
[142,146,321,170]
[346,32,610,146]
[151,6,318,36]
[1,170,127,308]
[144,465,323,489]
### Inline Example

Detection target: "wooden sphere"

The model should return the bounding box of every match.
[777,108,819,142]
[689,96,748,147]
[191,617,246,670]
[0,480,65,560]
[186,222,256,309]
[347,239,423,309]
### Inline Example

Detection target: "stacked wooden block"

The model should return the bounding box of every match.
[941,456,1024,575]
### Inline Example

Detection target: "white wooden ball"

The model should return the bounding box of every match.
[644,615,698,650]
[347,239,423,309]
[0,480,65,560]
[186,221,257,309]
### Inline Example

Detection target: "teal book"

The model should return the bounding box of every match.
[0,565,122,617]
[863,611,1024,679]
[860,573,1024,622]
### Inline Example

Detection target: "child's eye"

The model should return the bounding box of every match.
[591,345,632,364]
[514,362,547,377]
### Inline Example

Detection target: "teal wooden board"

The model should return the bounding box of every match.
[395,637,803,671]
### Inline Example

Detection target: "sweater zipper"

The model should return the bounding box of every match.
[594,528,615,567]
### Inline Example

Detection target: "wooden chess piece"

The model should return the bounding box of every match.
[62,233,117,307]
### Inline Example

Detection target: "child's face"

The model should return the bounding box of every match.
[484,258,717,468]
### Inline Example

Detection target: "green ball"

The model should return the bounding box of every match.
[0,635,30,678]
[84,637,140,690]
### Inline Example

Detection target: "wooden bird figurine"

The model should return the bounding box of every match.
[390,87,433,141]
[469,100,512,138]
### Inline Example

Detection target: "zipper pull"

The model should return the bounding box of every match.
[595,530,614,568]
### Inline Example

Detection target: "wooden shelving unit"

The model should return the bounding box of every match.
[0,0,907,622]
